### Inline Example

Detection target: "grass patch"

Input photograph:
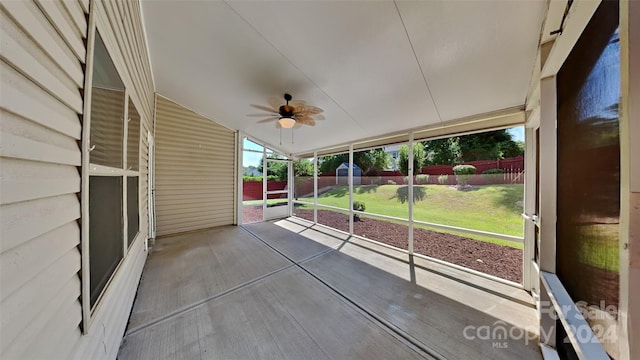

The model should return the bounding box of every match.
[243,198,288,206]
[299,184,525,248]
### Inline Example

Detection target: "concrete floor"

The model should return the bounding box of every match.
[119,218,541,360]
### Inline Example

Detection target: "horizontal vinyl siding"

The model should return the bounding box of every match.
[0,1,85,358]
[155,95,236,236]
[0,0,154,359]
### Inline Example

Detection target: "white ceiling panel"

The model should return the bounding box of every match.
[396,0,547,121]
[141,0,546,155]
[226,0,441,136]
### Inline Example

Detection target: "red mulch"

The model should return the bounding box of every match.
[293,208,522,283]
[242,205,264,223]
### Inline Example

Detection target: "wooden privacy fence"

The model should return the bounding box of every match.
[420,156,525,176]
[243,181,287,201]
[244,156,525,200]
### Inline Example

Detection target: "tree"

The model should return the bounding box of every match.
[317,149,389,175]
[421,129,524,165]
[398,143,426,176]
[363,148,390,175]
[423,138,461,165]
[293,159,313,177]
[257,155,288,181]
[457,129,523,162]
[502,140,525,158]
[318,154,348,175]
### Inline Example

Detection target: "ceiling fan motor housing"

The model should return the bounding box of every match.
[279,104,295,118]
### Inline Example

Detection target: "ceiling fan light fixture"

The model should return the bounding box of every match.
[278,117,296,128]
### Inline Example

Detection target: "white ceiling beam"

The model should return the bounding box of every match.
[541,0,602,78]
[540,0,569,45]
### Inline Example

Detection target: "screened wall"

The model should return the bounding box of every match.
[240,137,293,224]
[291,125,527,283]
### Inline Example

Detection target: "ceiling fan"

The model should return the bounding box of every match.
[249,93,325,128]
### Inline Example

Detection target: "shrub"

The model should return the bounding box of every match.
[387,180,397,185]
[242,175,279,182]
[353,201,366,212]
[416,174,429,185]
[403,176,409,185]
[482,168,505,174]
[353,201,366,221]
[453,165,476,186]
[482,168,505,184]
[437,174,449,185]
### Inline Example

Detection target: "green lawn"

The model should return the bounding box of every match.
[243,198,288,206]
[299,184,525,249]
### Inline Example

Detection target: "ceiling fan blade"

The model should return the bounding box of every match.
[267,97,282,110]
[312,114,325,120]
[295,116,315,126]
[289,100,306,108]
[250,104,278,113]
[304,105,323,114]
[257,116,279,123]
[247,113,277,117]
[296,114,312,122]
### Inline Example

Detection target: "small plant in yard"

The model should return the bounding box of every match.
[453,165,476,186]
[416,174,429,185]
[437,174,449,185]
[353,201,366,221]
[387,180,396,185]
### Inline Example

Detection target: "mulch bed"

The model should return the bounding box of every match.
[242,205,264,223]
[294,208,522,283]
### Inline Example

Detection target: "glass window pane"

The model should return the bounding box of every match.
[127,177,139,247]
[89,176,123,307]
[90,32,125,168]
[127,100,141,171]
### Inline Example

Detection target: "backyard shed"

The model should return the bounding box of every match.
[336,162,361,185]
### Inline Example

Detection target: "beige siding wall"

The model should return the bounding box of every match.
[0,0,86,358]
[155,95,236,237]
[0,0,154,359]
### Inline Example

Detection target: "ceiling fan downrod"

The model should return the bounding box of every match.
[279,93,295,118]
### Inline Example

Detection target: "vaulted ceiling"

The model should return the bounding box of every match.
[142,0,546,155]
